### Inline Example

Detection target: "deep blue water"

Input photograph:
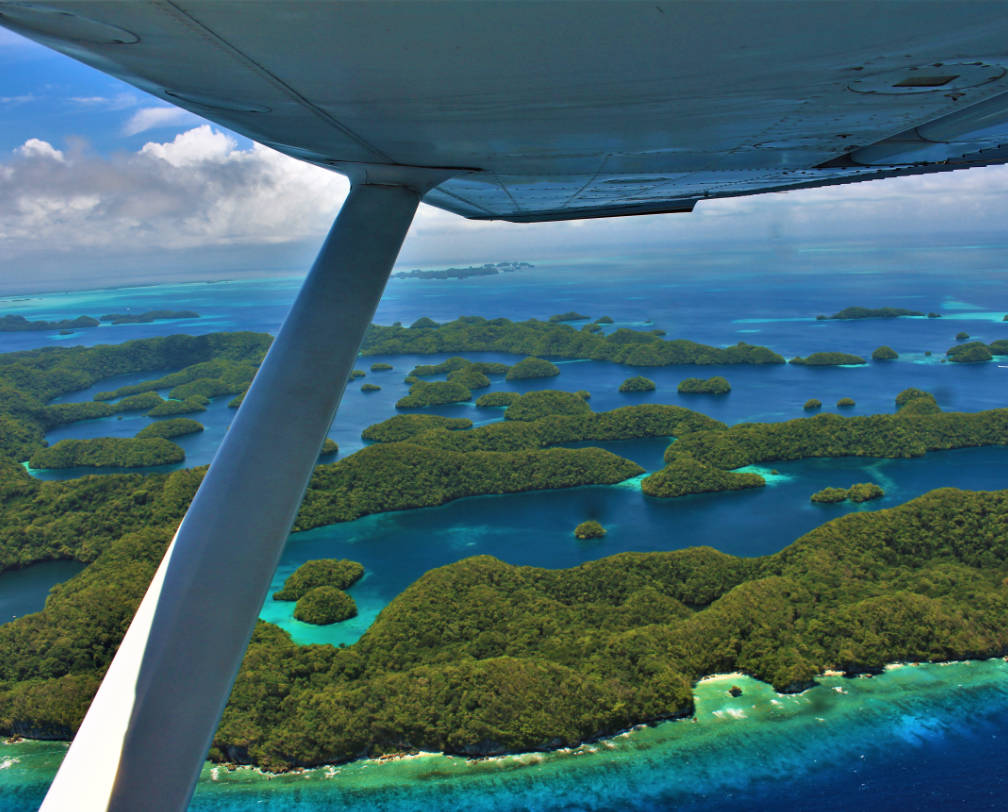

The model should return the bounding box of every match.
[1,238,1007,808]
[0,560,85,624]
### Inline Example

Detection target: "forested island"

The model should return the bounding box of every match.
[0,310,199,332]
[99,310,199,325]
[28,437,185,470]
[361,316,786,366]
[391,262,532,280]
[506,356,560,380]
[790,352,866,366]
[274,559,364,601]
[0,314,99,332]
[4,332,1008,772]
[816,307,923,320]
[619,376,656,393]
[641,389,1008,499]
[2,480,1005,768]
[811,483,885,504]
[946,341,995,363]
[678,376,730,395]
[573,520,606,539]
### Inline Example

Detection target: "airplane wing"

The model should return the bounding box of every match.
[3,2,1008,221]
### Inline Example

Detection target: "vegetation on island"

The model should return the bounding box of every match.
[99,310,199,325]
[816,307,922,320]
[837,397,856,408]
[12,484,997,764]
[410,317,439,329]
[28,438,185,470]
[135,418,204,440]
[811,483,884,504]
[475,392,520,408]
[677,376,730,395]
[946,342,993,363]
[595,316,614,324]
[505,390,592,422]
[293,587,357,625]
[295,445,643,530]
[373,403,722,457]
[361,415,472,443]
[0,328,267,499]
[94,355,264,404]
[956,332,970,341]
[392,262,531,281]
[361,383,381,392]
[360,317,785,367]
[803,399,822,411]
[396,380,472,408]
[809,486,847,504]
[619,376,656,393]
[149,397,209,416]
[410,357,510,379]
[573,520,606,539]
[446,368,491,390]
[576,390,591,401]
[44,392,178,428]
[848,482,885,502]
[6,333,1008,769]
[990,340,1008,355]
[641,391,1008,499]
[370,363,393,372]
[350,370,365,379]
[274,559,365,601]
[872,346,899,361]
[894,388,941,415]
[790,352,866,366]
[641,453,765,498]
[0,314,99,332]
[505,356,560,380]
[211,488,1008,766]
[549,312,590,322]
[320,439,339,457]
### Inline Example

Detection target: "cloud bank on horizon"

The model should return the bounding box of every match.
[2,121,1006,289]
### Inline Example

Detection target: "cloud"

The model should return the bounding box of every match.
[14,138,64,162]
[123,106,202,136]
[0,94,35,106]
[1,124,1008,292]
[0,127,347,265]
[71,93,137,111]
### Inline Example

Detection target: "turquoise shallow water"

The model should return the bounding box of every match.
[1,243,1008,807]
[3,660,1008,811]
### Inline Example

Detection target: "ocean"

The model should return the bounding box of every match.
[0,236,1007,809]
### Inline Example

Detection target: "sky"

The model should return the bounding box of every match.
[2,24,1008,294]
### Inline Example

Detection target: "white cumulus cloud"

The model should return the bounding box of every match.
[14,138,65,162]
[123,106,202,136]
[0,128,348,270]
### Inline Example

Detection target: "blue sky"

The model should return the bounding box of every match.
[2,24,1008,294]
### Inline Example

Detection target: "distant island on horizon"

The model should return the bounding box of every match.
[392,261,533,280]
[0,310,200,332]
[816,306,939,320]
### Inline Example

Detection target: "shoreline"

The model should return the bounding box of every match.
[9,657,1003,776]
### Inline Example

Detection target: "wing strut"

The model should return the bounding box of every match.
[41,183,421,811]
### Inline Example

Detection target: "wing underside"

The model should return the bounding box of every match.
[5,2,1008,221]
